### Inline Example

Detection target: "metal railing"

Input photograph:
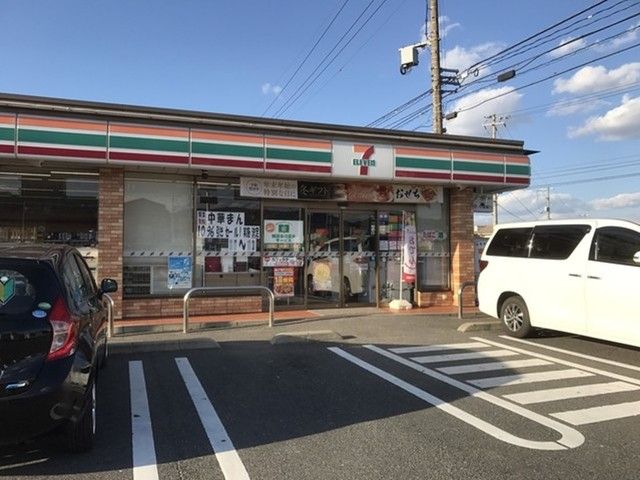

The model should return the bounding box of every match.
[183,286,275,333]
[457,281,477,320]
[104,293,115,338]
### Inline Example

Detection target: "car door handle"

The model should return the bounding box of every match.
[587,275,601,280]
[568,273,582,278]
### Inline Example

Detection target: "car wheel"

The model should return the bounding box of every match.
[500,296,532,338]
[64,379,96,453]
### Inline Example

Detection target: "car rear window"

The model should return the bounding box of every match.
[0,260,61,317]
[530,225,591,260]
[486,228,533,257]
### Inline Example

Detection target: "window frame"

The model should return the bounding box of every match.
[589,226,640,267]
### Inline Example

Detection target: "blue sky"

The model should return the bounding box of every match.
[1,0,638,224]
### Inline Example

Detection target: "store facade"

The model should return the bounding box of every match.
[0,94,532,320]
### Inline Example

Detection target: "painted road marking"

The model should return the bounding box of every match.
[472,337,640,387]
[438,358,551,375]
[551,400,640,425]
[390,342,490,354]
[176,358,250,480]
[412,349,519,364]
[469,369,594,389]
[329,347,582,450]
[504,381,640,405]
[129,361,159,480]
[498,336,640,373]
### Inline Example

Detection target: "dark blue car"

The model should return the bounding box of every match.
[0,244,117,452]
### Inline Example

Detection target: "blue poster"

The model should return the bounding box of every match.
[168,256,192,289]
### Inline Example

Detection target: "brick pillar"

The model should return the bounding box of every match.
[450,188,475,307]
[98,168,124,319]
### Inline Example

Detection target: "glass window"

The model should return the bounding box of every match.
[416,193,450,291]
[62,255,89,313]
[123,177,193,296]
[195,183,261,291]
[530,225,591,260]
[590,227,640,267]
[486,228,533,258]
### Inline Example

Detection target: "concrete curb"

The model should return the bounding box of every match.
[457,321,502,333]
[271,330,343,345]
[109,337,220,354]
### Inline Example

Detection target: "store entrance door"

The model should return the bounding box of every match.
[305,210,376,308]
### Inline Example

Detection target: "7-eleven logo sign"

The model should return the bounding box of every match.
[352,145,376,176]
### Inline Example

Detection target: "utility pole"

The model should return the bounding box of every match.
[428,0,443,134]
[483,114,509,226]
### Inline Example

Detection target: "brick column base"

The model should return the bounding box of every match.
[450,188,476,307]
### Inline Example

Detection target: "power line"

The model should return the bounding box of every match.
[261,0,351,117]
[533,171,640,187]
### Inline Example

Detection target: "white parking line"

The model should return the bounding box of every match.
[412,349,519,364]
[551,400,640,425]
[129,361,159,480]
[328,347,583,450]
[390,342,490,354]
[176,358,250,480]
[504,381,640,405]
[438,358,551,375]
[498,336,640,373]
[469,369,594,389]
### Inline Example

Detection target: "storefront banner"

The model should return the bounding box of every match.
[240,177,298,199]
[167,256,192,289]
[402,212,417,284]
[298,181,346,200]
[264,220,303,244]
[394,185,443,203]
[273,267,295,297]
[228,238,258,253]
[333,142,394,179]
[263,255,304,267]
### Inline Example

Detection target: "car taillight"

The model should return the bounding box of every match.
[46,297,78,362]
[479,260,489,273]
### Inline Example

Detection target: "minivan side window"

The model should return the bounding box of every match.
[529,225,591,260]
[486,228,533,257]
[589,227,640,267]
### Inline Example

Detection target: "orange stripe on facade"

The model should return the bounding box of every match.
[505,155,530,165]
[110,123,188,138]
[0,114,16,125]
[191,130,263,144]
[353,144,375,153]
[266,136,331,150]
[395,147,451,158]
[18,115,106,132]
[452,150,504,162]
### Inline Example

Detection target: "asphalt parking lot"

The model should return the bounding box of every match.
[2,313,640,480]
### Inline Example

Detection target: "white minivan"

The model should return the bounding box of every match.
[478,219,640,347]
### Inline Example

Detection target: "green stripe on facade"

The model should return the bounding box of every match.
[192,142,263,158]
[0,127,14,142]
[266,147,331,163]
[18,129,105,148]
[110,135,188,153]
[395,156,450,171]
[506,164,531,175]
[454,160,503,174]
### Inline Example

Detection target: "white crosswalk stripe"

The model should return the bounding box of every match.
[384,340,640,427]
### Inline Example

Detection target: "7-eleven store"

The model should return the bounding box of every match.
[0,93,532,322]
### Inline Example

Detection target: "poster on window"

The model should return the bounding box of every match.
[402,212,417,284]
[167,256,192,289]
[264,220,303,244]
[273,267,295,297]
[197,211,245,239]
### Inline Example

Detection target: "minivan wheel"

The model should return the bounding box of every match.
[500,296,532,338]
[63,380,96,453]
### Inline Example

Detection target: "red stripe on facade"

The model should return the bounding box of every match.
[0,145,15,154]
[453,173,504,183]
[395,170,451,180]
[266,162,332,174]
[192,157,263,169]
[505,177,530,185]
[18,145,106,159]
[110,151,188,164]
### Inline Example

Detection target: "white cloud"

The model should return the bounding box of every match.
[261,83,282,96]
[546,98,609,117]
[444,86,522,137]
[441,42,503,74]
[549,36,587,58]
[589,192,640,210]
[553,62,640,95]
[568,94,640,140]
[594,22,640,52]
